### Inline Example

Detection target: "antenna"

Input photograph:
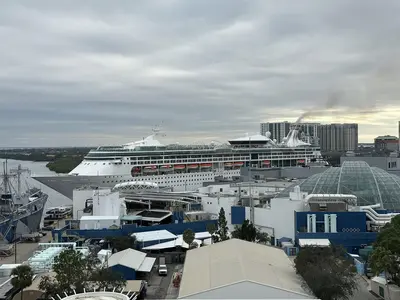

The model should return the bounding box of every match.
[151,121,166,137]
[10,164,30,197]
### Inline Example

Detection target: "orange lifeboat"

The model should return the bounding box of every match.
[174,164,186,170]
[201,163,212,168]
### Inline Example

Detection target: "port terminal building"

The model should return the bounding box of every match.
[50,161,400,257]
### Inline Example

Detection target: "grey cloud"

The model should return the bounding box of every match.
[1,0,400,146]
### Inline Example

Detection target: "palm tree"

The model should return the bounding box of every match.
[11,265,34,300]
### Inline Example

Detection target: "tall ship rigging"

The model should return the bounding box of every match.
[0,161,48,243]
[33,125,327,199]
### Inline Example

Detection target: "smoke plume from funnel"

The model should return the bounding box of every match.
[295,90,343,124]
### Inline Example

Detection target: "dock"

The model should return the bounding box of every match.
[0,234,53,264]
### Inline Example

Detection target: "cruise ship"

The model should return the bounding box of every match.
[33,125,326,199]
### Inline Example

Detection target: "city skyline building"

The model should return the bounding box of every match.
[374,135,399,152]
[260,121,359,151]
[318,123,358,152]
[260,122,320,145]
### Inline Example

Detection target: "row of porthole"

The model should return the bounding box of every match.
[102,177,215,184]
[103,170,237,179]
[341,228,361,232]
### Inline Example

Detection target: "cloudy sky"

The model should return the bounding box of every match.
[1,0,400,147]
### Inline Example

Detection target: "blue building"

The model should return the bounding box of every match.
[107,248,156,280]
[132,229,177,249]
[293,194,379,253]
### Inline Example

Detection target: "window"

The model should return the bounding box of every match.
[379,286,384,298]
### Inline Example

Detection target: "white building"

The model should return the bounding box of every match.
[80,215,120,230]
[73,187,126,219]
[178,239,315,299]
[198,183,307,240]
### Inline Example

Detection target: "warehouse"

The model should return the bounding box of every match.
[107,248,156,280]
[132,229,177,248]
[178,239,315,299]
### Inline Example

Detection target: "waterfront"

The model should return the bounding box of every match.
[1,159,71,209]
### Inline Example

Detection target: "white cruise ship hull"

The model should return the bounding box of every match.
[33,169,241,199]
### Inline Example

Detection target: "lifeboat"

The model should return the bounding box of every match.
[160,165,172,169]
[144,165,157,172]
[225,162,233,167]
[263,160,270,165]
[174,165,186,170]
[187,164,198,169]
[200,163,212,168]
[297,159,305,164]
[130,167,141,176]
[233,162,244,167]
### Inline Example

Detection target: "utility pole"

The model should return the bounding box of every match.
[249,136,254,224]
[14,238,17,263]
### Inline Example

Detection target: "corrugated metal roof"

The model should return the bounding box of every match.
[132,230,176,242]
[178,239,313,299]
[80,216,119,220]
[107,248,146,270]
[137,257,156,272]
[298,239,330,247]
[142,238,202,250]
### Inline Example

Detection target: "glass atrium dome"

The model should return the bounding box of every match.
[276,161,400,209]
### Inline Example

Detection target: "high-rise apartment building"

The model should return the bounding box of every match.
[260,122,291,143]
[318,124,358,152]
[260,122,320,145]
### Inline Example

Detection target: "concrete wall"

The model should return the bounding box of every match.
[79,217,120,230]
[181,281,313,299]
[73,188,97,219]
[92,191,122,217]
[201,195,237,230]
[242,198,304,240]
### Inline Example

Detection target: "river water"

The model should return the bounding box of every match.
[0,159,71,209]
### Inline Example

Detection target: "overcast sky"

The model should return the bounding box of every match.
[1,0,400,147]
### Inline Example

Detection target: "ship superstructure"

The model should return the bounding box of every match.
[0,161,48,243]
[33,127,326,199]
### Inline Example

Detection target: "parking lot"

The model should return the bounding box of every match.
[146,263,183,299]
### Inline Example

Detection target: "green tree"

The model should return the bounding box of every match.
[369,215,400,285]
[206,223,217,236]
[208,207,230,243]
[294,245,357,300]
[106,235,137,252]
[11,265,34,300]
[232,219,257,241]
[256,230,270,244]
[189,241,199,249]
[90,268,126,290]
[39,249,126,298]
[217,208,230,241]
[231,219,270,244]
[183,229,195,247]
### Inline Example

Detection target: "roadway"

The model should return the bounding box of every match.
[351,276,378,300]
